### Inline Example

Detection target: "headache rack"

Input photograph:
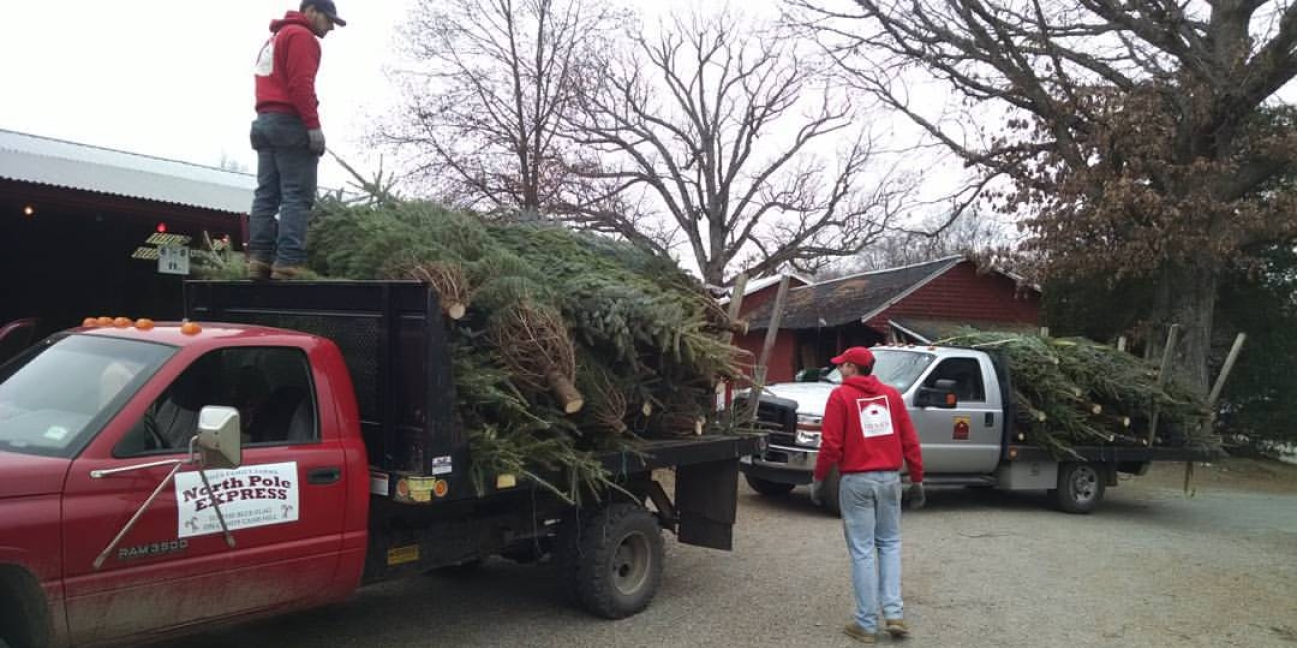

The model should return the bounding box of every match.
[186,281,466,492]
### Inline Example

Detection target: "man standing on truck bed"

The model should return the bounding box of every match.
[247,1,345,281]
[812,346,925,643]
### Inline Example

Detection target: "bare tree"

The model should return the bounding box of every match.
[820,209,1019,277]
[381,0,626,218]
[568,10,911,287]
[790,0,1297,393]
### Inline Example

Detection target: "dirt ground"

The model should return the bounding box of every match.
[147,456,1297,648]
[1137,455,1297,494]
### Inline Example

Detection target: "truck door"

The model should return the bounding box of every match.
[908,356,1001,474]
[62,346,347,644]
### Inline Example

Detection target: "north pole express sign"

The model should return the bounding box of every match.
[174,462,300,538]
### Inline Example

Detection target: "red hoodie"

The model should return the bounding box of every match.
[254,12,323,129]
[813,375,924,483]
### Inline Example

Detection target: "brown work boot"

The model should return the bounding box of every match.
[843,623,876,643]
[246,259,272,281]
[884,618,910,638]
[270,264,306,280]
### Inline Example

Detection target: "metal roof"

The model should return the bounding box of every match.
[0,129,256,215]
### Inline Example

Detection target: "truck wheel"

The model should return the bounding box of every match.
[1051,462,1106,514]
[0,568,50,648]
[821,466,842,517]
[564,503,664,619]
[745,475,795,497]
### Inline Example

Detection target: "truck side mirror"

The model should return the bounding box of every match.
[915,379,958,409]
[195,406,242,469]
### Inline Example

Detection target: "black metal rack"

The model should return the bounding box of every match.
[185,281,466,488]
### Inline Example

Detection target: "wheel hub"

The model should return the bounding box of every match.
[1071,466,1099,502]
[612,531,651,596]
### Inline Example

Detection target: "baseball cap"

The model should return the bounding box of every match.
[302,0,347,26]
[830,346,875,368]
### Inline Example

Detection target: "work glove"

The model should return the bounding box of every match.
[907,482,926,510]
[809,479,825,507]
[308,129,326,155]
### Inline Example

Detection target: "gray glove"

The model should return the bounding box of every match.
[907,482,926,510]
[308,129,326,155]
[809,479,824,507]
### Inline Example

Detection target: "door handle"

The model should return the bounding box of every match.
[985,412,995,427]
[308,467,342,485]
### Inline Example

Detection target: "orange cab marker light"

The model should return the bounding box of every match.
[83,317,99,328]
[134,318,155,331]
[96,316,114,327]
[946,394,957,407]
[113,317,132,328]
[180,321,202,336]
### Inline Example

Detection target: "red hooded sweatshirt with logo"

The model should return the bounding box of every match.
[254,12,323,129]
[813,375,924,483]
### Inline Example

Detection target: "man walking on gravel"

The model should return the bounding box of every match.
[811,346,925,643]
[247,1,345,280]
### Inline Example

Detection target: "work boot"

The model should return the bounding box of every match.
[884,618,910,638]
[271,264,306,280]
[843,623,876,644]
[246,259,272,281]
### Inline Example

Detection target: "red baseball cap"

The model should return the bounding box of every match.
[830,346,875,368]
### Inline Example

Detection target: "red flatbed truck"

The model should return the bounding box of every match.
[0,281,762,648]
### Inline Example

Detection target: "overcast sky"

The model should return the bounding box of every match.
[0,0,999,279]
[0,1,418,190]
[0,0,784,192]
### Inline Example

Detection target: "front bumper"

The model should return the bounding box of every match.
[739,444,818,485]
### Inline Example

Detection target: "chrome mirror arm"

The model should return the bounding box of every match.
[91,438,236,571]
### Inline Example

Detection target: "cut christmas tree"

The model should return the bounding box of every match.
[935,330,1216,459]
[216,198,753,500]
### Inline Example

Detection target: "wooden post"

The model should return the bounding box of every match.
[748,274,791,420]
[1146,324,1181,446]
[1116,336,1127,353]
[722,273,748,346]
[1040,326,1050,337]
[1206,333,1247,406]
[1184,332,1248,496]
[720,273,748,410]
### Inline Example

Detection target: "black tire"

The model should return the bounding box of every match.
[560,503,664,619]
[0,568,50,648]
[821,466,842,517]
[1051,462,1106,514]
[744,474,796,497]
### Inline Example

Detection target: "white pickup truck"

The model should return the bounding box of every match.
[739,345,1220,514]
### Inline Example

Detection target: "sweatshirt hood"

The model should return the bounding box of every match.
[270,11,313,33]
[841,375,884,393]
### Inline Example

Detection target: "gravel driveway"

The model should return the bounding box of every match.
[151,460,1297,648]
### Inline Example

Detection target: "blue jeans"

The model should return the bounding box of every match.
[840,470,904,631]
[249,113,318,267]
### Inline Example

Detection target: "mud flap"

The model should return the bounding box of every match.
[674,458,739,550]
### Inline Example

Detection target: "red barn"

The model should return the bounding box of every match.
[735,256,1041,383]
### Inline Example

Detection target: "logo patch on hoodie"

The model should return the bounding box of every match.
[254,40,275,76]
[855,395,895,438]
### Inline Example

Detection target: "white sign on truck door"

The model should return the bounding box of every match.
[175,462,300,538]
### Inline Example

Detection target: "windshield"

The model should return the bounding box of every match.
[0,334,176,458]
[820,349,935,392]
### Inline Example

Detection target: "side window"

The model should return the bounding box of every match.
[923,358,986,403]
[115,347,317,457]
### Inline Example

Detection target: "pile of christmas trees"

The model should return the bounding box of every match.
[936,331,1215,458]
[284,199,748,499]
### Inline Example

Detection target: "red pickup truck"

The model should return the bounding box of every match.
[0,281,761,648]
